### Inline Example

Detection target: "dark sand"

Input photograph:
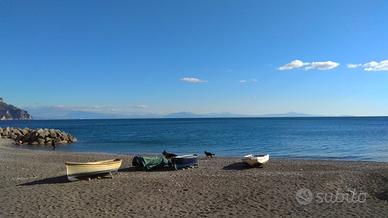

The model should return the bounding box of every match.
[1,138,388,217]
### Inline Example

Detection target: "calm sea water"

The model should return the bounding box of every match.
[1,117,388,161]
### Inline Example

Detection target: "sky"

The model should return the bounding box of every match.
[1,0,388,116]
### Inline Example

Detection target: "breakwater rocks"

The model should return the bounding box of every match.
[0,127,77,145]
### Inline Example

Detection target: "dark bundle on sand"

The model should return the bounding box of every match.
[132,156,169,171]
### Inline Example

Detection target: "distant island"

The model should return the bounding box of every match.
[0,98,32,120]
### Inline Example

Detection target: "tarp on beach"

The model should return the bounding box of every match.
[132,156,169,170]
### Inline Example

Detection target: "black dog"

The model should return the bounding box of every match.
[162,150,177,159]
[204,151,215,158]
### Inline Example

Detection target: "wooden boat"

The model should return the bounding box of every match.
[242,154,269,167]
[171,154,198,170]
[65,159,122,181]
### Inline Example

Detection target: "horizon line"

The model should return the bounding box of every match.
[5,115,388,121]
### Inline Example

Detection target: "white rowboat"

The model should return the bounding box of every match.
[242,154,269,167]
[65,159,122,181]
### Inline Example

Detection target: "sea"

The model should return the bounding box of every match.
[1,117,388,162]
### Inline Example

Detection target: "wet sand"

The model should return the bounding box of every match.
[1,138,388,217]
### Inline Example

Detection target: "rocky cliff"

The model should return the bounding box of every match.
[0,98,32,120]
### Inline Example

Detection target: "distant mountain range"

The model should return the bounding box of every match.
[259,112,318,117]
[163,112,249,118]
[25,106,160,120]
[164,111,317,118]
[24,106,318,120]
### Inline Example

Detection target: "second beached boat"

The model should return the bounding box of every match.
[65,159,122,181]
[242,154,270,167]
[171,154,198,170]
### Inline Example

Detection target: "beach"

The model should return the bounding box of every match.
[1,138,388,217]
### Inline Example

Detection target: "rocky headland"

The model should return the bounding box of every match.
[0,97,32,120]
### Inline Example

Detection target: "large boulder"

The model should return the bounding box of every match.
[12,128,22,136]
[29,131,39,141]
[10,133,17,140]
[37,129,47,138]
[61,133,69,141]
[22,128,30,135]
[3,128,9,136]
[49,129,57,138]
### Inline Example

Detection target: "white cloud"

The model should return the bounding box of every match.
[180,77,207,83]
[240,79,258,84]
[347,60,388,71]
[363,60,388,71]
[132,104,148,109]
[278,59,339,71]
[278,59,306,70]
[347,63,362,69]
[305,61,340,70]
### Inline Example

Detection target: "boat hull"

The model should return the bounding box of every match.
[65,159,122,181]
[171,155,198,170]
[242,154,269,167]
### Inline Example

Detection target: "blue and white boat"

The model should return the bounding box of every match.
[171,154,198,170]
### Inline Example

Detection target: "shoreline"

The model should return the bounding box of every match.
[1,138,388,217]
[6,141,388,164]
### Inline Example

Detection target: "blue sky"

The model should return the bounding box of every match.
[1,0,388,116]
